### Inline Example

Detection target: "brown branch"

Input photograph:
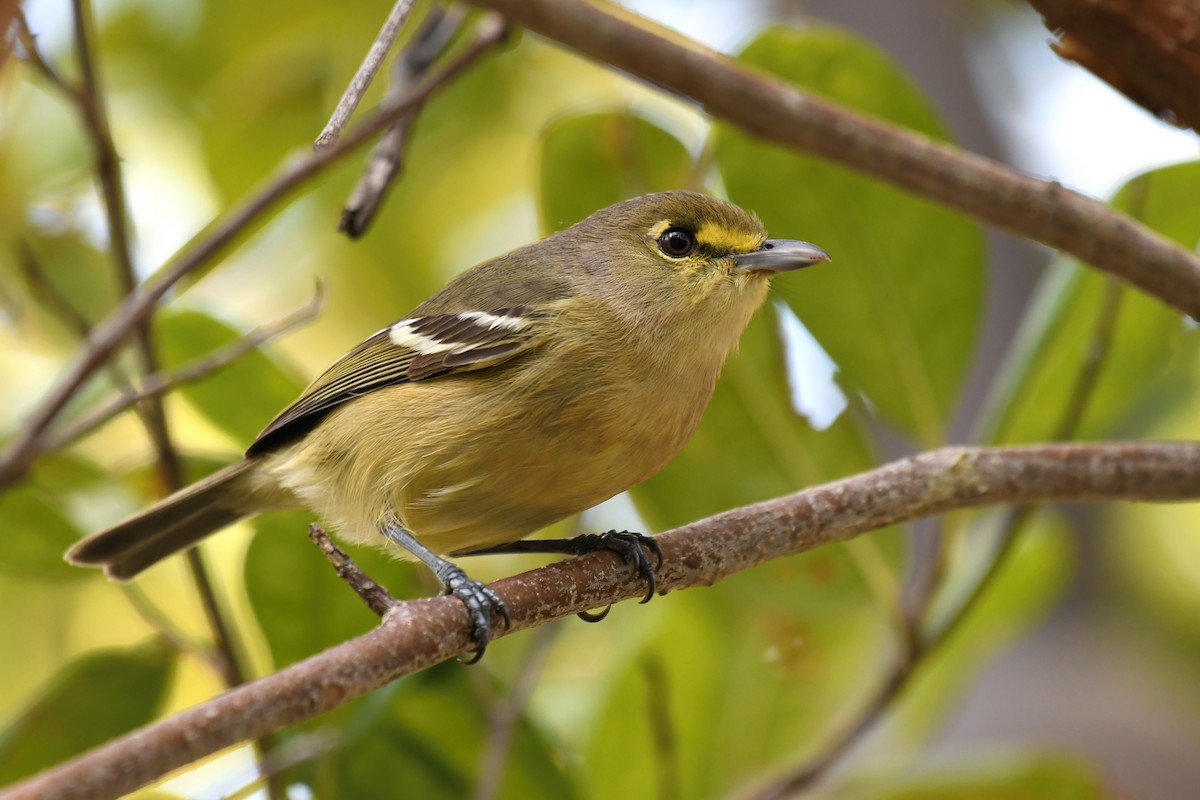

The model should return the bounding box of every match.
[755,275,1130,797]
[4,441,1200,800]
[41,285,324,453]
[339,4,471,238]
[12,10,75,97]
[67,1,260,726]
[314,0,420,148]
[462,0,1200,321]
[307,524,397,616]
[1028,0,1200,130]
[0,16,510,491]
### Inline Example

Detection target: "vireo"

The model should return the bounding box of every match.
[67,191,829,658]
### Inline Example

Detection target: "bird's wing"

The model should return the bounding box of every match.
[247,305,545,455]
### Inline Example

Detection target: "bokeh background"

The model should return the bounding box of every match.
[2,1,1200,798]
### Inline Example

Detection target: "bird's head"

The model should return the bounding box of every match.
[564,191,829,322]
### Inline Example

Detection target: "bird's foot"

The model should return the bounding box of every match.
[438,563,509,664]
[569,530,663,604]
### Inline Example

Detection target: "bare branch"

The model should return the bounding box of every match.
[462,0,1200,320]
[4,441,1200,800]
[12,10,76,97]
[314,0,420,149]
[42,285,324,453]
[339,4,470,237]
[307,523,397,617]
[0,17,510,490]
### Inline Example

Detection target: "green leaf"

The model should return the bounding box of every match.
[715,26,985,444]
[581,581,885,799]
[885,513,1073,752]
[0,486,87,581]
[334,665,577,800]
[983,162,1200,444]
[156,308,304,445]
[840,750,1115,800]
[244,512,424,668]
[538,111,693,233]
[0,640,175,785]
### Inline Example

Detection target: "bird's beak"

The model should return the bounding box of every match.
[733,239,831,273]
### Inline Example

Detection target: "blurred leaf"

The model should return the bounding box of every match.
[0,639,175,785]
[244,512,424,668]
[581,582,884,799]
[156,307,304,445]
[715,26,984,444]
[983,162,1200,444]
[538,111,693,233]
[0,486,87,581]
[334,665,576,800]
[12,234,123,338]
[885,513,1073,753]
[840,751,1115,800]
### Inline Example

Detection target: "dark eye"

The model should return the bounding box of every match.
[658,227,697,258]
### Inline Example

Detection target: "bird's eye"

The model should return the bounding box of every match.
[657,227,698,258]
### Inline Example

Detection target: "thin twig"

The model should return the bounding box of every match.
[16,240,144,412]
[462,0,1200,320]
[5,441,1200,800]
[314,0,420,149]
[340,4,468,237]
[68,5,281,794]
[42,285,324,453]
[13,10,76,97]
[0,15,510,490]
[307,524,398,616]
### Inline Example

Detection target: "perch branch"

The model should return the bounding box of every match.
[4,441,1200,800]
[463,0,1200,320]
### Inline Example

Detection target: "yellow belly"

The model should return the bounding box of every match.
[264,356,713,555]
[262,282,766,556]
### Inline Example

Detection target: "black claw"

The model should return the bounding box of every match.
[578,605,612,623]
[576,531,662,605]
[441,566,509,663]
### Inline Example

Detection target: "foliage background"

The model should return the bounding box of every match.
[2,0,1200,798]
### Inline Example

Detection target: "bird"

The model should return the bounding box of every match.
[66,191,830,660]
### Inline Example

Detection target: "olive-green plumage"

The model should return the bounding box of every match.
[67,192,828,599]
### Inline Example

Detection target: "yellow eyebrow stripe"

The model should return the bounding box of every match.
[647,219,766,254]
[696,221,765,254]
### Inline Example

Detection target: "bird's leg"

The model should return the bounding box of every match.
[381,521,509,663]
[453,531,664,619]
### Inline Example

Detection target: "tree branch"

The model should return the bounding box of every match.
[4,441,1199,800]
[0,15,509,491]
[1028,0,1200,131]
[462,0,1200,321]
[40,286,324,453]
[339,4,470,238]
[314,0,419,148]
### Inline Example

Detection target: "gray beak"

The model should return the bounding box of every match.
[733,239,831,273]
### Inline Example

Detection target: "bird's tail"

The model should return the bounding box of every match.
[67,459,261,581]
